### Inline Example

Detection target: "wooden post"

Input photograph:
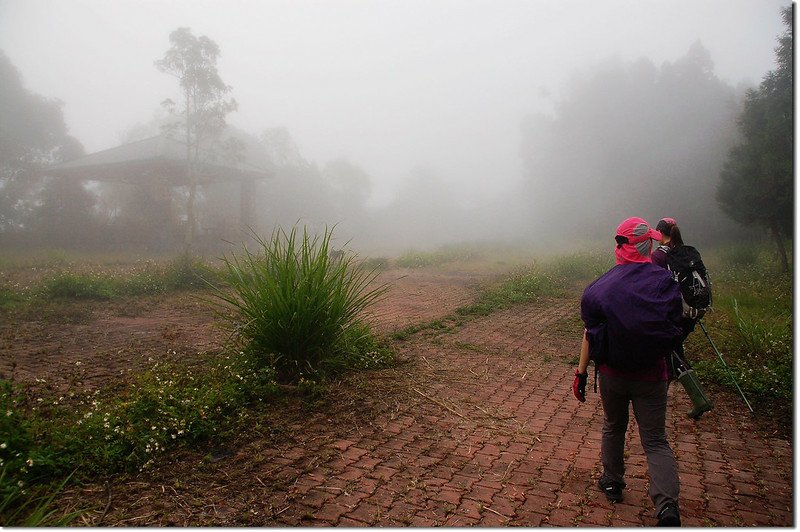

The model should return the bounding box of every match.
[240,177,256,231]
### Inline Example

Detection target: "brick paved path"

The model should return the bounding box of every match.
[66,271,793,526]
[233,299,790,527]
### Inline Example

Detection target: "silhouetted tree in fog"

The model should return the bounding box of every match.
[156,27,238,252]
[323,158,372,227]
[0,50,86,241]
[255,127,336,232]
[521,43,741,244]
[718,7,793,272]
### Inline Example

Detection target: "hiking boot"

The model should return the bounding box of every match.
[598,478,625,503]
[687,401,712,419]
[657,502,681,527]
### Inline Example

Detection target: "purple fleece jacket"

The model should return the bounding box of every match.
[581,263,683,381]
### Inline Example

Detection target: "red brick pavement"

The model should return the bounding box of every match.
[191,296,791,526]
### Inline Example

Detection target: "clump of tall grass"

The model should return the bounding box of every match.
[213,226,391,383]
[1,470,80,526]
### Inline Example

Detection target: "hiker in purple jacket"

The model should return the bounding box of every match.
[572,217,683,527]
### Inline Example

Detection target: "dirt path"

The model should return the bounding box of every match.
[9,267,792,526]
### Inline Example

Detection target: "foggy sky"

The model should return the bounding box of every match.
[0,0,788,207]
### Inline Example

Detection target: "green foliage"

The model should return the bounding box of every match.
[53,353,276,475]
[717,8,792,270]
[460,252,610,317]
[731,299,791,359]
[460,266,550,316]
[687,256,792,401]
[40,272,118,300]
[396,245,485,268]
[0,285,23,308]
[0,50,85,235]
[0,349,277,521]
[715,244,761,268]
[1,469,80,526]
[37,257,222,300]
[360,257,390,271]
[0,381,37,495]
[545,252,613,286]
[163,254,223,290]
[213,226,390,383]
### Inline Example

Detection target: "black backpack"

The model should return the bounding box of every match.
[665,245,712,319]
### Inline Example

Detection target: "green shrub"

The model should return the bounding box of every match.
[0,350,272,523]
[360,257,390,271]
[37,258,222,301]
[396,251,437,268]
[213,226,390,383]
[53,353,276,475]
[688,256,792,402]
[0,381,38,496]
[0,286,22,309]
[163,255,223,290]
[40,273,117,300]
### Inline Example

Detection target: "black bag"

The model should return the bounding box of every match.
[666,245,711,319]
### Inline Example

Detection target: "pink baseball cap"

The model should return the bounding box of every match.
[655,217,677,235]
[614,217,662,264]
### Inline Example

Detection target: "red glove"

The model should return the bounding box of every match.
[573,369,588,402]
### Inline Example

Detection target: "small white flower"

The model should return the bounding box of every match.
[0,443,6,449]
[26,458,33,467]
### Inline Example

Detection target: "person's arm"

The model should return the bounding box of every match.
[578,330,590,374]
[573,330,590,402]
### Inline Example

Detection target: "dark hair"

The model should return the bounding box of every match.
[668,225,684,248]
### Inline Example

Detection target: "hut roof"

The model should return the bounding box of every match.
[48,135,270,184]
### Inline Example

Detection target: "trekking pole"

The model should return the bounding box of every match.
[698,320,754,414]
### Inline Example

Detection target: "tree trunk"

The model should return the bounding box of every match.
[183,91,195,255]
[770,222,789,273]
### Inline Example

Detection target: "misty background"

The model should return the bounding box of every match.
[0,0,790,255]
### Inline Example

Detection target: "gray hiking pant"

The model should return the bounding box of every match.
[598,373,680,514]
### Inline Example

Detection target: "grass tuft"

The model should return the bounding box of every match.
[212,226,391,383]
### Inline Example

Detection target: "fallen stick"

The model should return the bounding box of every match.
[482,505,509,520]
[411,387,466,419]
[95,481,112,526]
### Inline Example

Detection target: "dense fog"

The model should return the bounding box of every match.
[0,0,789,256]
